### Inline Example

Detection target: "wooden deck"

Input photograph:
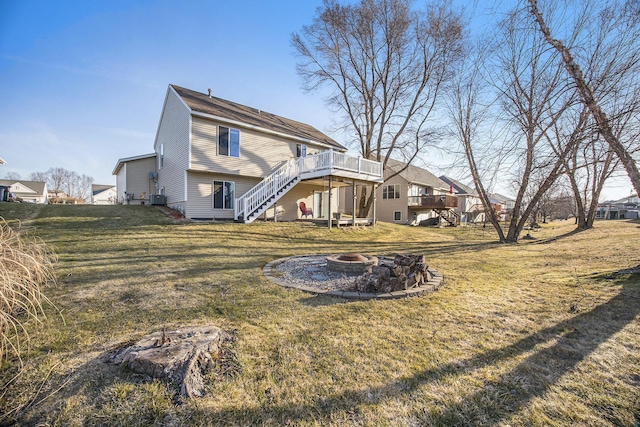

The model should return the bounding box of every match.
[408,195,458,209]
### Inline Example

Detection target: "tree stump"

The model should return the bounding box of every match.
[107,326,229,398]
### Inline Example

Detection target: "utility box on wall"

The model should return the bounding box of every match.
[149,194,166,206]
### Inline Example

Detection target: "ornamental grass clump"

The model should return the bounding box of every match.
[0,218,56,364]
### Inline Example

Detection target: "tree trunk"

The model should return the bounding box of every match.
[529,0,640,197]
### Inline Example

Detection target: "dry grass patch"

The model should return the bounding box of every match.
[0,204,638,426]
[0,218,56,364]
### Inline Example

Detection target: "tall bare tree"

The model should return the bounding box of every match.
[446,43,507,240]
[528,0,640,197]
[292,0,464,215]
[449,7,578,242]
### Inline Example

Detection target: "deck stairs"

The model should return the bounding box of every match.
[234,158,301,223]
[437,209,460,226]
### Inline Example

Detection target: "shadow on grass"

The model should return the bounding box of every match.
[190,277,640,425]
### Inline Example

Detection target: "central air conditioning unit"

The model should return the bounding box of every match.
[149,194,166,206]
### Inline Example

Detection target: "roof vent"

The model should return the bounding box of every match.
[207,88,212,98]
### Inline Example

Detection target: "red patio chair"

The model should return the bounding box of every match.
[299,201,313,218]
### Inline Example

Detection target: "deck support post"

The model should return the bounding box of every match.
[328,176,333,230]
[372,183,377,227]
[353,180,357,227]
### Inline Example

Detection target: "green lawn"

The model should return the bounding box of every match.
[1,203,638,426]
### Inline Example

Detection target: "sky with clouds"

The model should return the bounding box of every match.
[0,0,636,200]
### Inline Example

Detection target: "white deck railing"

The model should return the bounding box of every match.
[234,150,382,222]
[234,158,300,221]
[300,150,382,178]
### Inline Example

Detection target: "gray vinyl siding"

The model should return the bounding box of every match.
[185,171,260,219]
[190,116,321,177]
[156,88,191,205]
[125,156,156,204]
[115,168,126,204]
[114,157,156,205]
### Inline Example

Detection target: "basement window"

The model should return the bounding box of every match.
[212,180,235,210]
[393,211,402,222]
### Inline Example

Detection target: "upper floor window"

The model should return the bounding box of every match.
[296,143,307,158]
[219,126,240,158]
[383,184,400,199]
[410,185,428,197]
[159,144,164,169]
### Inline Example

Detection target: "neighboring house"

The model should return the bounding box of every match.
[91,184,117,205]
[112,153,157,205]
[491,192,516,221]
[439,176,485,223]
[115,84,383,223]
[439,176,509,223]
[0,179,48,204]
[342,159,457,225]
[596,195,640,219]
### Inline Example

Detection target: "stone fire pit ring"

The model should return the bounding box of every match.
[326,253,378,274]
[263,254,444,300]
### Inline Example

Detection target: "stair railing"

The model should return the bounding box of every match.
[234,158,300,221]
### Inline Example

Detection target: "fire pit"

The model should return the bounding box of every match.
[326,253,378,274]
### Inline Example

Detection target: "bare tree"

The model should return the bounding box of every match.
[449,6,578,242]
[28,172,48,183]
[47,167,68,199]
[3,172,21,180]
[292,0,464,215]
[75,174,94,202]
[529,0,640,197]
[446,42,507,240]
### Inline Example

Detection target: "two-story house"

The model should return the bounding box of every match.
[341,159,457,225]
[115,85,383,224]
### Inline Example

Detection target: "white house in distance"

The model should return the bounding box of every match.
[0,179,48,204]
[91,184,117,205]
[597,195,640,219]
[114,84,383,224]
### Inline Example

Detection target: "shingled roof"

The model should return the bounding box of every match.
[385,159,450,191]
[170,85,345,151]
[440,176,477,196]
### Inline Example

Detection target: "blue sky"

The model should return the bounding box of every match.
[0,0,635,200]
[0,0,333,186]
